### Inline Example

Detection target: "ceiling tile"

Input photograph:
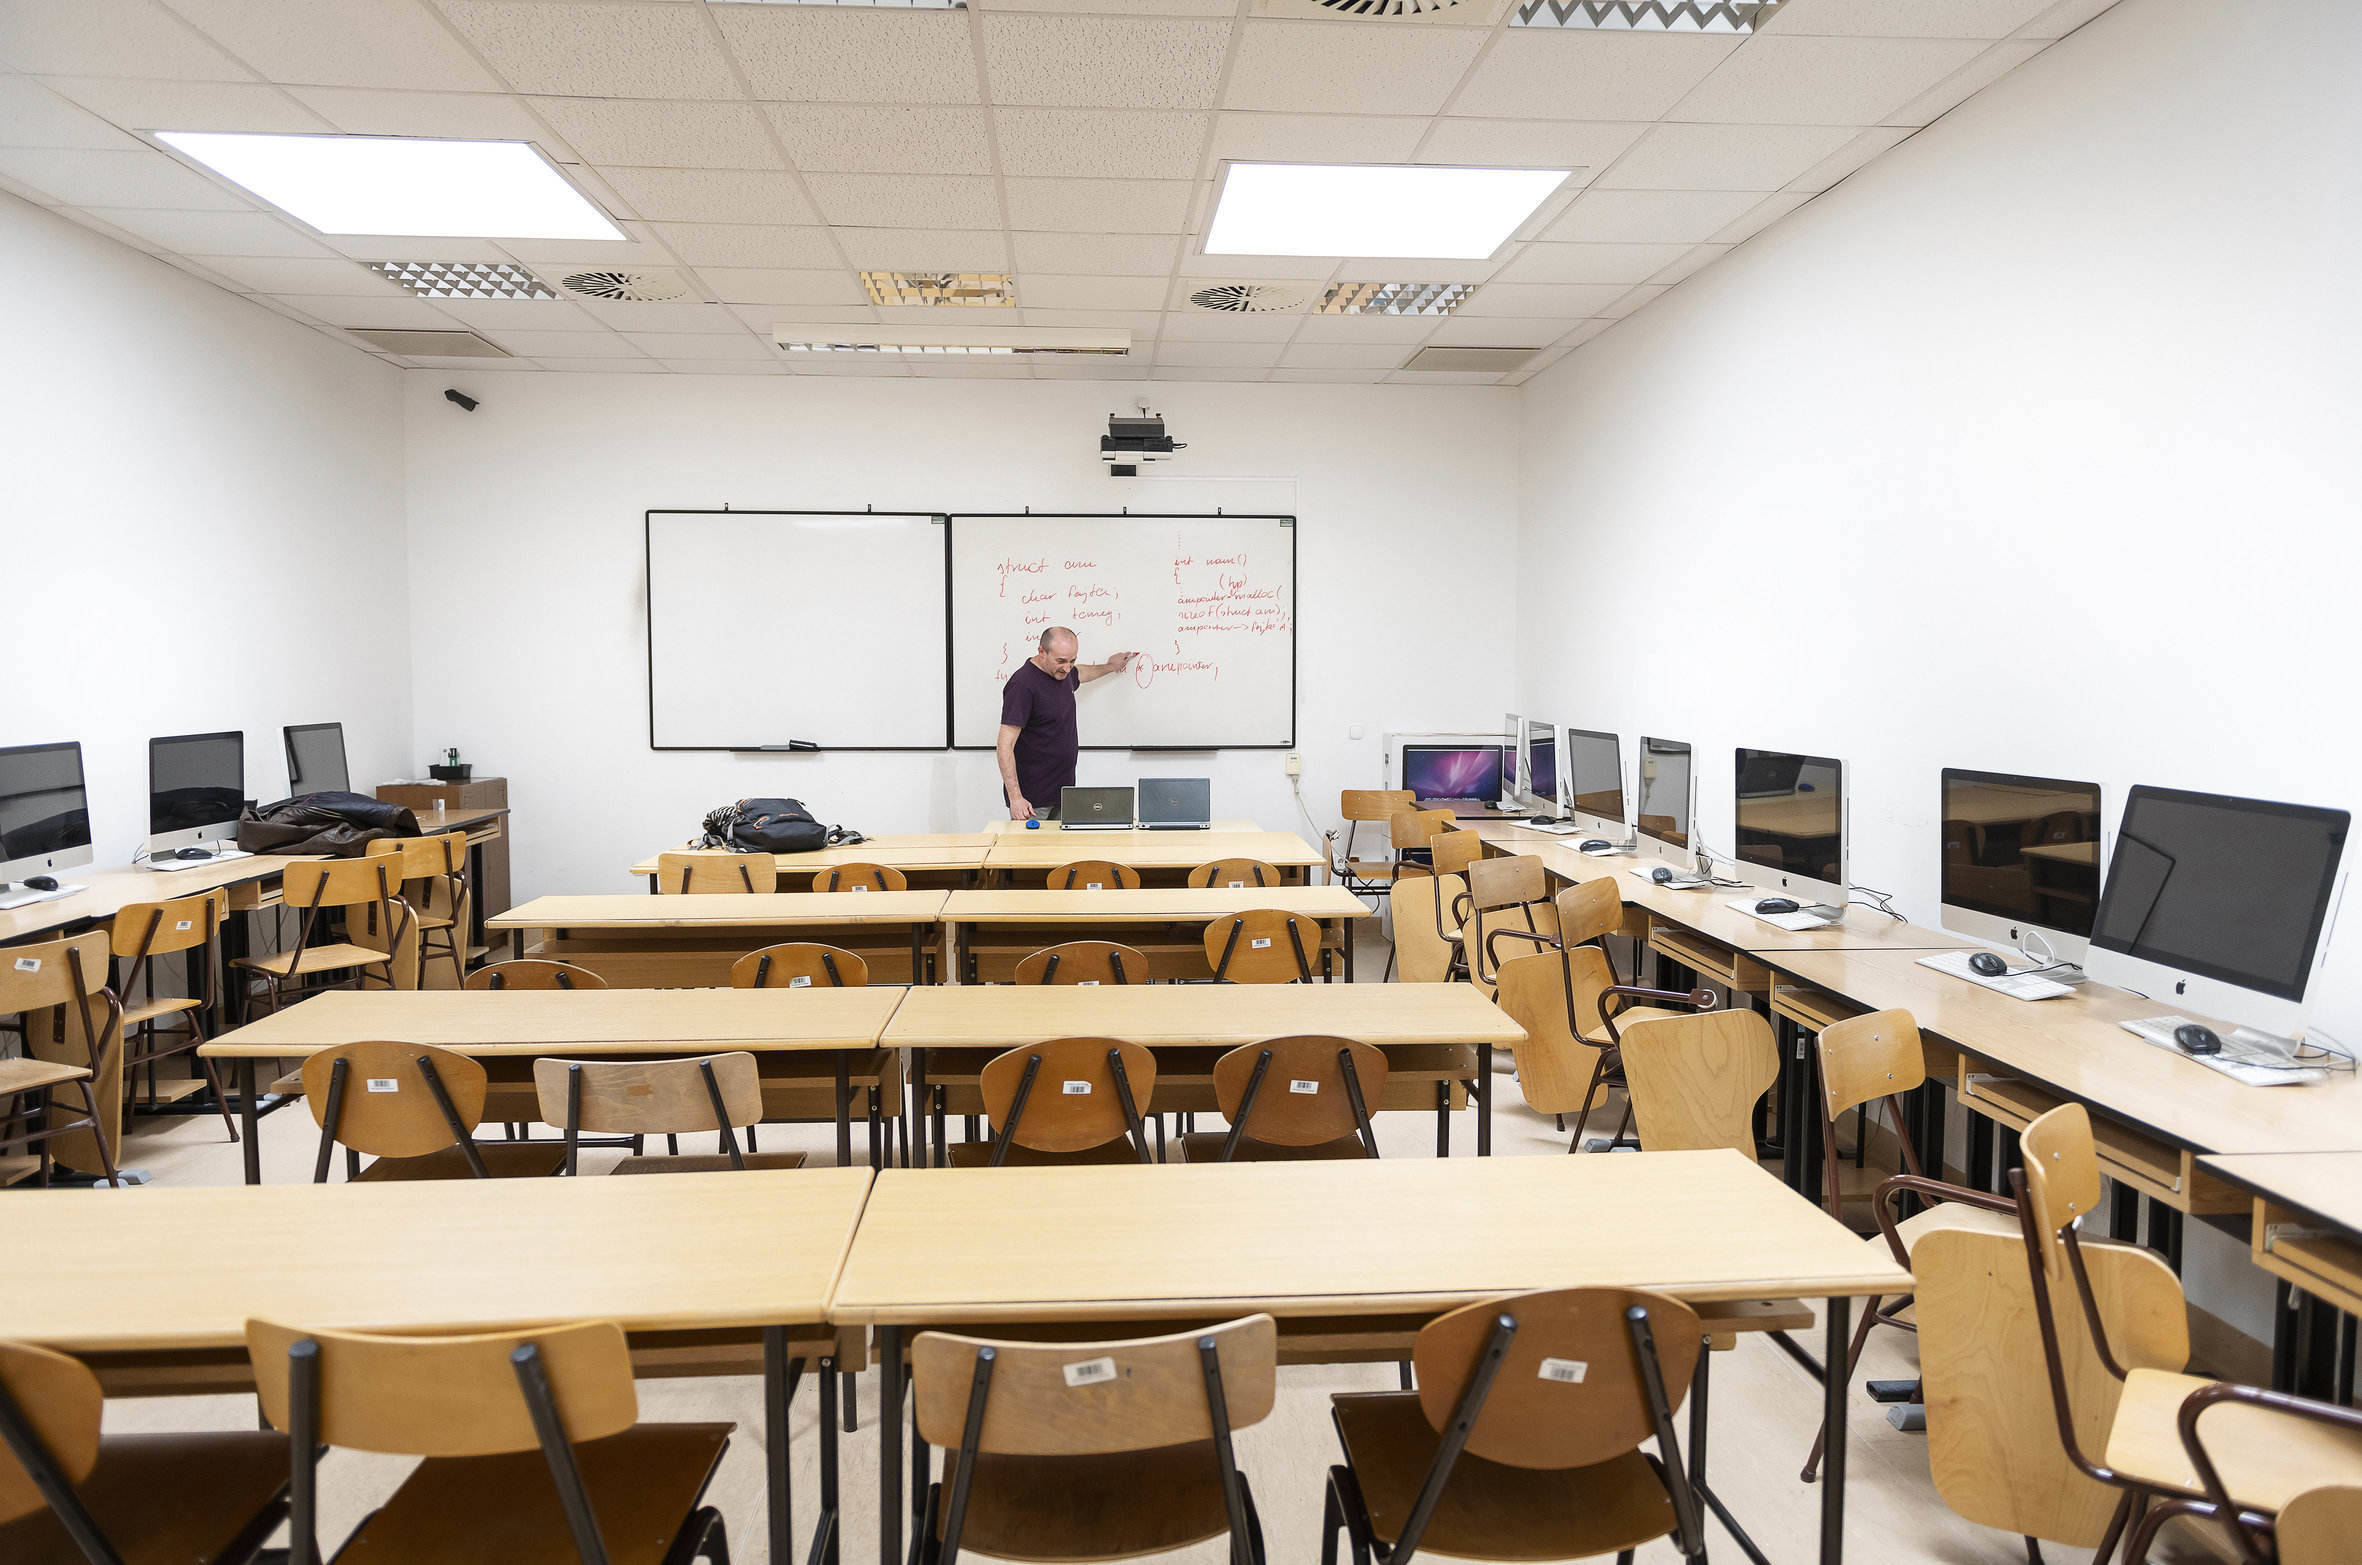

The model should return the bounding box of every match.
[603,166,817,226]
[1670,36,1988,124]
[1156,340,1283,368]
[803,172,1001,230]
[401,354,537,369]
[830,228,1005,269]
[1155,310,1302,342]
[436,1,742,99]
[651,222,840,269]
[1596,121,1859,191]
[1450,33,1740,121]
[1152,364,1265,381]
[1333,257,1498,283]
[319,235,518,262]
[1494,242,1690,284]
[562,298,746,333]
[995,109,1208,179]
[983,16,1231,111]
[1543,187,1766,244]
[1711,188,1813,242]
[82,205,332,256]
[42,77,333,133]
[626,330,770,361]
[495,235,679,266]
[1598,283,1666,318]
[431,295,603,330]
[283,87,549,140]
[198,254,401,293]
[1413,117,1645,171]
[1648,242,1731,285]
[1456,281,1626,317]
[1288,313,1438,343]
[1786,124,1911,190]
[1279,343,1407,369]
[1011,231,1179,276]
[0,145,253,207]
[1208,112,1427,166]
[1014,308,1161,334]
[162,0,505,91]
[530,99,782,171]
[1425,315,1575,347]
[286,293,460,329]
[479,328,636,358]
[1268,366,1389,383]
[535,357,662,373]
[1384,368,1503,384]
[0,75,142,149]
[715,8,981,105]
[660,359,782,375]
[686,267,867,307]
[0,0,254,81]
[1177,250,1335,279]
[1760,0,2059,38]
[1885,40,2044,125]
[1016,273,1168,310]
[731,305,876,331]
[2016,0,2122,39]
[1224,21,1485,117]
[1005,177,1192,235]
[763,103,991,176]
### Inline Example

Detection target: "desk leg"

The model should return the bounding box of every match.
[818,1353,841,1565]
[945,921,963,987]
[1820,1297,1851,1565]
[1688,1346,1772,1565]
[910,923,926,987]
[1476,1044,1491,1157]
[238,1059,261,1185]
[879,1325,903,1565]
[835,1051,853,1169]
[765,1326,793,1565]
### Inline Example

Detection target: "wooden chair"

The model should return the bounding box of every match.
[815,862,907,893]
[2009,1104,2362,1563]
[1417,832,1486,978]
[1188,858,1281,889]
[1045,860,1141,891]
[1387,872,1465,985]
[1179,1036,1387,1163]
[0,1339,289,1563]
[0,931,123,1188]
[300,1040,567,1182]
[1375,809,1455,983]
[2277,1484,2362,1565]
[731,942,868,989]
[946,1037,1157,1168]
[368,830,473,986]
[1492,943,1711,1154]
[1614,1009,1779,1157]
[107,889,238,1140]
[1551,878,1627,978]
[246,1318,733,1565]
[1337,788,1415,894]
[465,959,606,991]
[1456,854,1556,993]
[534,1053,810,1176]
[1324,1287,1707,1564]
[232,856,416,1015]
[1204,909,1323,983]
[1012,941,1143,985]
[656,850,774,894]
[909,1316,1276,1565]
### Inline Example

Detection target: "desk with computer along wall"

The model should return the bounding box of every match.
[2201,1153,2362,1401]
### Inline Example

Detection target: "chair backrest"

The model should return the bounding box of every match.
[2278,1485,2362,1565]
[1187,858,1279,889]
[979,1037,1156,1154]
[656,851,775,894]
[1412,1287,1701,1469]
[2019,1103,2105,1279]
[534,1052,762,1136]
[465,959,607,991]
[1492,946,1616,1116]
[1210,1035,1386,1152]
[1555,878,1622,947]
[731,942,869,989]
[911,1316,1276,1455]
[1203,908,1321,983]
[1615,1010,1779,1155]
[1429,830,1485,879]
[1817,1008,1927,1119]
[1387,808,1453,855]
[282,856,404,913]
[1046,860,1141,891]
[1340,790,1414,825]
[1388,873,1465,984]
[815,861,907,893]
[107,891,222,961]
[299,1040,490,1160]
[367,830,469,880]
[0,930,114,1014]
[1012,941,1143,985]
[1464,854,1547,914]
[0,1341,103,1525]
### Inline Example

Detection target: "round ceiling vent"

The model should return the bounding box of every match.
[560,268,688,303]
[1188,283,1309,314]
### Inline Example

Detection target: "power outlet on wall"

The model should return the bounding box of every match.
[1283,753,1302,778]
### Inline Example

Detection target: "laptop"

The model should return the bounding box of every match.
[1058,786,1136,830]
[1138,777,1211,831]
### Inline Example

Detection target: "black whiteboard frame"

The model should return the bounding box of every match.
[644,508,954,752]
[947,512,1298,753]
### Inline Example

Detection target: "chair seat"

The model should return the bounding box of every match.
[336,1423,731,1565]
[2105,1369,2362,1512]
[1588,1006,1679,1046]
[120,996,201,1027]
[356,1141,570,1181]
[1332,1391,1676,1562]
[233,942,389,978]
[415,910,457,931]
[1176,1130,1369,1164]
[932,1441,1236,1561]
[1879,1199,2018,1260]
[0,1430,288,1565]
[0,1056,89,1094]
[611,1150,812,1175]
[945,1137,1147,1169]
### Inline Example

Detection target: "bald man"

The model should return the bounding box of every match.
[996,626,1136,821]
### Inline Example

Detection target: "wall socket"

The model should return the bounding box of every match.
[1283,753,1302,778]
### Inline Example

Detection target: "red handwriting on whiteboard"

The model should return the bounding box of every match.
[995,555,1048,599]
[1132,641,1221,687]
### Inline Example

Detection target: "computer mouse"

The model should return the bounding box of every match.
[1578,839,1612,853]
[174,846,213,860]
[1968,951,2009,978]
[1025,818,1041,830]
[24,875,57,892]
[2173,1023,2222,1056]
[1649,866,1674,884]
[1755,897,1800,916]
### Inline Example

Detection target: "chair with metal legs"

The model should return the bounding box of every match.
[1492,942,1712,1155]
[534,1053,810,1176]
[108,889,239,1141]
[301,1040,567,1182]
[1178,1035,1388,1163]
[0,931,124,1189]
[815,862,907,893]
[1204,909,1324,983]
[464,959,606,991]
[656,850,775,894]
[944,1037,1158,1168]
[1012,941,1144,985]
[1045,860,1142,891]
[1188,858,1282,889]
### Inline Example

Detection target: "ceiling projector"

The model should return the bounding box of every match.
[1101,409,1183,477]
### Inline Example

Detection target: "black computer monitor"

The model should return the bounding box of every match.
[1401,744,1503,804]
[284,722,349,794]
[149,731,244,847]
[1565,728,1623,831]
[1635,737,1692,857]
[1939,768,2102,955]
[1734,747,1845,902]
[0,741,93,882]
[1528,727,1557,806]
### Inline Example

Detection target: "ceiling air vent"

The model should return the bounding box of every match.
[347,328,513,359]
[1188,283,1309,314]
[560,268,689,303]
[1400,345,1537,373]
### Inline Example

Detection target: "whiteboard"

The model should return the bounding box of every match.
[950,514,1296,749]
[646,511,948,749]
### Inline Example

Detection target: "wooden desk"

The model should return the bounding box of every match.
[631,835,993,891]
[0,854,315,944]
[0,1169,871,1565]
[203,987,906,1179]
[2202,1153,2362,1390]
[939,885,1371,982]
[489,891,949,987]
[985,818,1259,833]
[979,829,1324,886]
[835,1153,1908,1565]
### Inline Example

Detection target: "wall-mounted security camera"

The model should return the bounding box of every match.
[1101,402,1182,477]
[444,388,479,412]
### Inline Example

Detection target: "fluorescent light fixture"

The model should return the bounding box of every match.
[775,324,1129,356]
[1321,281,1477,316]
[1204,163,1568,260]
[153,133,624,241]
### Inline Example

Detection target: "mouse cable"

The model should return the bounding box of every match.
[1848,884,1907,921]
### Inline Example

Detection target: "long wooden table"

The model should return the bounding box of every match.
[979,828,1324,885]
[0,1169,874,1565]
[834,1153,1909,1565]
[632,834,993,891]
[489,891,949,986]
[939,885,1372,982]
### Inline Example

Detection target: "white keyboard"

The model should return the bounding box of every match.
[145,849,252,872]
[2122,1017,2325,1087]
[1628,866,1710,890]
[1525,820,1587,836]
[0,882,82,911]
[1918,949,2071,1001]
[1725,896,1842,931]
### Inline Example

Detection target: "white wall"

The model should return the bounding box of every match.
[1514,0,2362,1335]
[403,374,1519,896]
[0,194,409,867]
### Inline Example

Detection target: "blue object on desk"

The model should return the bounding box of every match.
[1026,818,1041,829]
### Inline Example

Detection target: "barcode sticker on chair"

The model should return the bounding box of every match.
[789,975,812,988]
[1078,979,1099,986]
[850,885,868,892]
[1063,1357,1117,1388]
[1086,882,1104,890]
[1289,1080,1319,1095]
[1228,880,1245,888]
[1538,1358,1587,1384]
[1062,1080,1092,1095]
[1250,937,1272,949]
[175,920,193,931]
[12,958,38,972]
[366,1079,401,1094]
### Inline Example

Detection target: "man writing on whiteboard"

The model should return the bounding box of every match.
[997,626,1136,821]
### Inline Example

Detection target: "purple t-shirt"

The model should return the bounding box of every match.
[1000,660,1080,809]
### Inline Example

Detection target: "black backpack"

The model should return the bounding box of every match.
[696,798,862,856]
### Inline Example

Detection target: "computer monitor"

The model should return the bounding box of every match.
[1401,744,1503,806]
[1503,713,1527,807]
[1564,728,1625,837]
[1939,768,2102,960]
[1523,722,1563,818]
[284,722,349,795]
[149,730,245,851]
[1634,737,1693,867]
[1734,747,1847,905]
[2084,785,2349,1037]
[0,742,93,883]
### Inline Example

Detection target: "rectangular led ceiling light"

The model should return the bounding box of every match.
[153,133,624,241]
[1205,163,1568,260]
[369,260,557,300]
[860,271,1016,307]
[1321,281,1477,316]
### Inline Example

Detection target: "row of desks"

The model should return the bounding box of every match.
[629,826,1326,888]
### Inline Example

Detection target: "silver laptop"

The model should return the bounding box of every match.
[1138,777,1211,830]
[1059,786,1135,830]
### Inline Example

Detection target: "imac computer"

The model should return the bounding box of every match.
[0,741,93,908]
[1938,768,2102,962]
[1400,743,1505,815]
[284,721,350,795]
[2084,784,2348,1041]
[1732,747,1847,924]
[1503,713,1527,809]
[1633,737,1695,869]
[1523,721,1564,818]
[147,730,249,862]
[1564,728,1626,842]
